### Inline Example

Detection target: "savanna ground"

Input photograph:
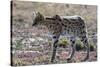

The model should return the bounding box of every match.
[11,1,97,66]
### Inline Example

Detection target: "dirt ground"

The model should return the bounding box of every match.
[11,1,97,66]
[12,45,97,66]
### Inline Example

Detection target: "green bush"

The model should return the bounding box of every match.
[75,40,95,51]
[75,40,84,51]
[58,38,70,48]
[15,39,23,50]
[48,41,52,45]
[59,38,69,45]
[90,44,94,51]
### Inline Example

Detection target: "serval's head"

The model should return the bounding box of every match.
[52,15,62,21]
[32,12,44,26]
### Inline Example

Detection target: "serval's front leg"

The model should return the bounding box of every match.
[51,36,59,63]
[51,40,58,63]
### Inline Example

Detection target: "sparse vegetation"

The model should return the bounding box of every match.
[13,58,23,66]
[15,40,23,50]
[75,40,84,51]
[58,38,70,48]
[11,1,97,66]
[90,44,95,51]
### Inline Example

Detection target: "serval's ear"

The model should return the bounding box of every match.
[36,12,41,16]
[53,15,62,21]
[36,12,44,20]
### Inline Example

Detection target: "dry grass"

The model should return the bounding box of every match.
[11,1,97,66]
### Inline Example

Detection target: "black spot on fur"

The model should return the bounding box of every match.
[52,22,56,24]
[49,25,52,28]
[84,39,87,43]
[53,36,57,39]
[81,25,85,28]
[46,18,55,20]
[72,41,75,43]
[63,18,71,23]
[78,17,84,22]
[62,23,64,26]
[67,30,69,32]
[53,32,56,34]
[82,36,86,39]
[64,25,68,27]
[57,23,59,25]
[70,19,76,21]
[80,31,86,34]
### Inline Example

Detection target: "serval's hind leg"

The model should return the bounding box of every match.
[67,36,76,62]
[80,36,89,61]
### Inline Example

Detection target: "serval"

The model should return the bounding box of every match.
[32,12,89,63]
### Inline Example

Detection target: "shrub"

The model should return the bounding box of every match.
[90,44,94,51]
[75,40,84,51]
[15,39,23,50]
[58,38,70,48]
[13,59,23,66]
[75,40,95,51]
[48,41,52,45]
